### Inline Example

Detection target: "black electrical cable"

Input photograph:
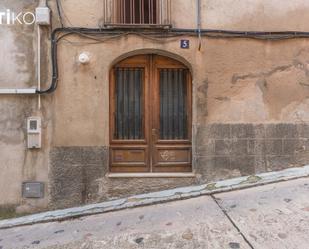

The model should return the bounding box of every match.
[36,27,309,94]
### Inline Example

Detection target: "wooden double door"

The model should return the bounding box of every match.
[110,54,192,173]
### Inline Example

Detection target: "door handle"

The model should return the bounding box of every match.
[152,129,158,141]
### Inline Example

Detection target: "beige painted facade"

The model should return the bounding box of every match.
[1,0,309,213]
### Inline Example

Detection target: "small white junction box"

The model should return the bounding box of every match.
[35,7,50,25]
[27,117,42,149]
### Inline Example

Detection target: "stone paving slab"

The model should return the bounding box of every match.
[215,177,309,249]
[0,196,250,249]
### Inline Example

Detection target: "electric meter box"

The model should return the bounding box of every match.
[35,7,50,25]
[27,117,42,149]
[22,182,44,198]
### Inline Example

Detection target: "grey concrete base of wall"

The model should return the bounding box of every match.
[49,147,109,209]
[194,123,309,180]
[49,147,199,209]
[49,123,309,209]
[1,165,308,229]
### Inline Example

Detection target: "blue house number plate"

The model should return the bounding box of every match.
[180,40,190,49]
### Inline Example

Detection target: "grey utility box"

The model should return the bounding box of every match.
[35,7,51,25]
[22,182,44,198]
[27,117,42,149]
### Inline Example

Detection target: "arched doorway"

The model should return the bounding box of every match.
[110,54,192,173]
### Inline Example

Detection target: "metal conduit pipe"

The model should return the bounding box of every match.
[196,0,202,50]
[4,24,309,95]
[37,27,309,95]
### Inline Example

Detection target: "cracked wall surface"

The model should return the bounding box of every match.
[1,0,309,211]
[0,1,51,213]
[48,35,309,208]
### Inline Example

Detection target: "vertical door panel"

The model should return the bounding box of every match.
[110,60,149,172]
[152,56,192,172]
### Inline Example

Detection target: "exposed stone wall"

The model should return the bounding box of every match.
[194,123,309,181]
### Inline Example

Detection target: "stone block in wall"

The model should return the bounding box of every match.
[230,156,255,176]
[248,139,266,155]
[194,156,245,182]
[294,138,309,166]
[283,139,299,155]
[194,157,215,178]
[214,156,231,169]
[265,139,283,155]
[231,124,255,139]
[49,159,84,209]
[265,124,298,139]
[297,124,309,139]
[295,138,309,153]
[230,124,266,139]
[231,139,248,155]
[214,139,248,156]
[196,124,231,142]
[254,155,267,173]
[195,123,309,182]
[266,155,296,171]
[215,139,232,155]
[195,156,230,173]
[195,140,215,156]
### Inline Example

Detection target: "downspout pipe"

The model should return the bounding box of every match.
[197,0,202,50]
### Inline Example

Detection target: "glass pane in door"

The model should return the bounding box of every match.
[159,68,188,140]
[114,68,144,140]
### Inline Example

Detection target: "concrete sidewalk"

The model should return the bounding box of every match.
[0,177,308,249]
[1,165,309,230]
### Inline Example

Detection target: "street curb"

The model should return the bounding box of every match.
[1,165,309,229]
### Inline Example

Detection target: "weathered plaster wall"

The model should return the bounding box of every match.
[1,0,309,211]
[48,33,309,207]
[53,36,309,143]
[0,0,51,214]
[199,39,309,123]
[51,0,309,31]
[48,0,309,208]
[203,0,309,31]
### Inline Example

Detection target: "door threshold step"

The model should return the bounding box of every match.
[107,172,196,178]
